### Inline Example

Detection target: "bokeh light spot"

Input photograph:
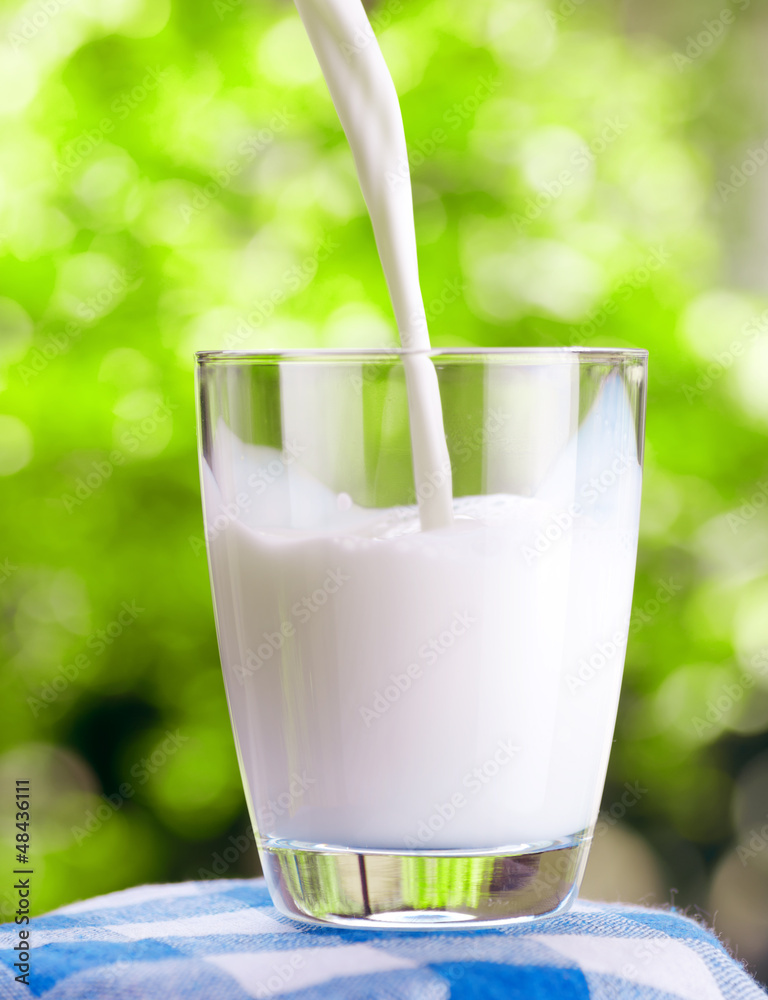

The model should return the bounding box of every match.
[0,414,33,475]
[257,18,321,86]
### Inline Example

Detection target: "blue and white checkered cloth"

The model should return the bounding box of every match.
[1,878,765,999]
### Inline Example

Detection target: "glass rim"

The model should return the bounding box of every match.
[196,346,648,364]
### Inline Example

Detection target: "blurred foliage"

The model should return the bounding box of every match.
[0,0,767,981]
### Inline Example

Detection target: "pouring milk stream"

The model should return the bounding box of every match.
[293,0,453,530]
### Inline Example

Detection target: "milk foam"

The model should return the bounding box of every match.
[293,0,453,530]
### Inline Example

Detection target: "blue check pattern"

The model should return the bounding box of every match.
[0,878,765,999]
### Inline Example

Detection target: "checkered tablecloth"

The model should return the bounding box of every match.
[0,878,764,999]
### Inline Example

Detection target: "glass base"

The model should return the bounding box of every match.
[260,834,589,929]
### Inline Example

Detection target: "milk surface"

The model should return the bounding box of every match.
[203,375,642,851]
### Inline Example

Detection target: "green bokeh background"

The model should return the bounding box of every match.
[1,0,767,980]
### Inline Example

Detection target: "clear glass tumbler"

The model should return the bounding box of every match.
[195,347,647,928]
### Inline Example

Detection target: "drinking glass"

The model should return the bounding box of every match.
[195,347,647,928]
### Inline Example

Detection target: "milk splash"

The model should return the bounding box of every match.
[293,0,454,530]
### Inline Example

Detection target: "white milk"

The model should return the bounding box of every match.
[293,0,453,530]
[203,373,642,851]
